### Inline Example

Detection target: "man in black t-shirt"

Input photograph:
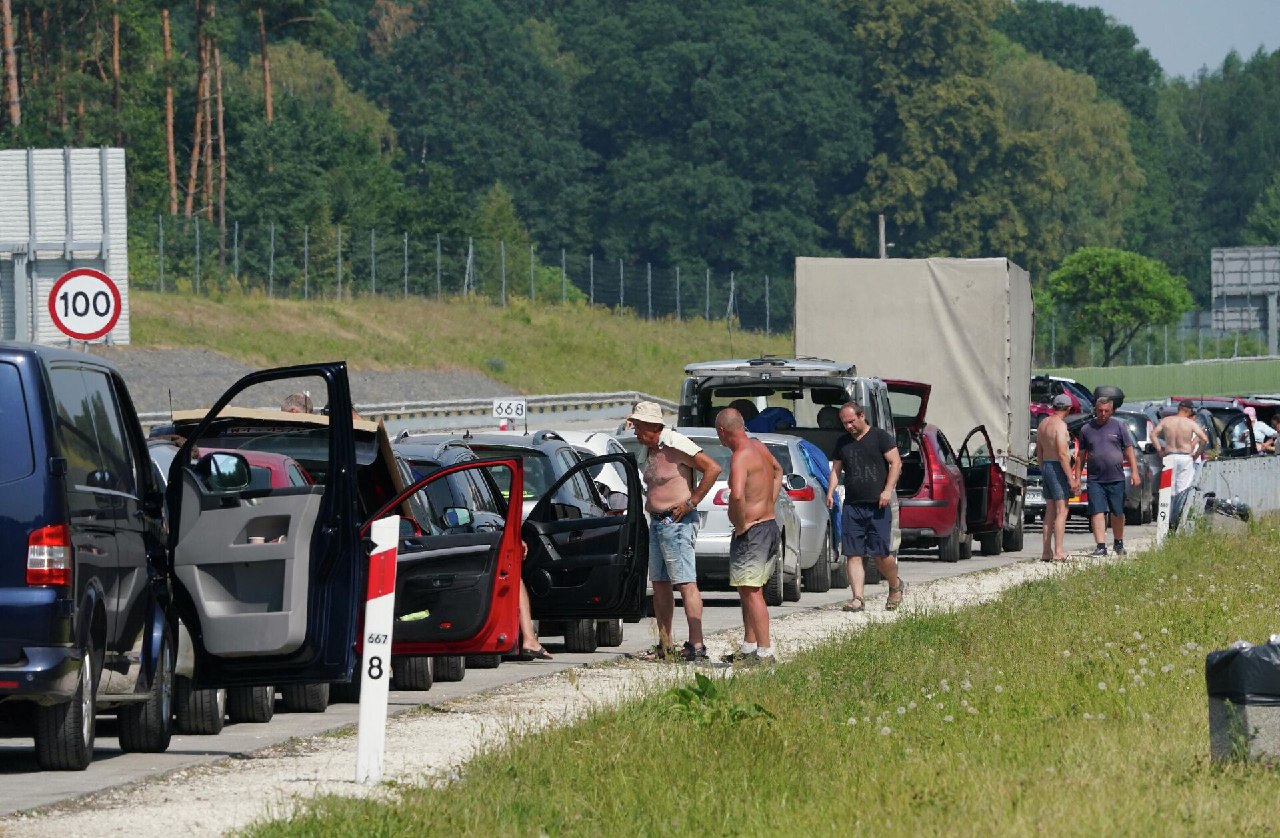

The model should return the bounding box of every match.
[826,403,905,613]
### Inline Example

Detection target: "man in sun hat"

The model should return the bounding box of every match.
[628,401,721,662]
[1035,393,1080,562]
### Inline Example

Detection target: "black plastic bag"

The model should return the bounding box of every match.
[1205,643,1280,705]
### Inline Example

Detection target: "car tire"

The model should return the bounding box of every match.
[596,619,624,647]
[763,552,785,607]
[279,682,330,713]
[227,685,275,723]
[863,556,884,586]
[1125,505,1142,526]
[118,627,174,754]
[174,677,226,735]
[783,566,802,602]
[959,530,973,560]
[329,677,362,703]
[1001,523,1024,552]
[979,531,1003,556]
[564,618,599,653]
[34,637,97,771]
[465,654,503,669]
[831,556,850,589]
[433,656,466,682]
[391,656,434,691]
[801,528,833,593]
[938,526,961,563]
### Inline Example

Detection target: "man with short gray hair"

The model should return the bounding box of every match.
[1075,395,1140,556]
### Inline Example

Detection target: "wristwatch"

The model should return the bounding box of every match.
[685,498,696,510]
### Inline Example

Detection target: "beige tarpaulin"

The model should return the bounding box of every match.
[794,257,1032,469]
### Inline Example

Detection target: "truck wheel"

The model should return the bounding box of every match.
[763,553,785,606]
[433,655,466,682]
[979,531,1003,556]
[35,637,97,770]
[465,654,503,669]
[174,677,226,735]
[596,619,624,647]
[801,528,833,593]
[118,627,174,753]
[280,682,330,713]
[564,618,599,653]
[391,656,434,691]
[1001,522,1025,552]
[227,685,274,723]
[938,527,961,563]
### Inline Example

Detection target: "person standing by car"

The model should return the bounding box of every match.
[716,408,784,666]
[1036,394,1081,562]
[826,403,905,613]
[629,401,722,662]
[1076,396,1141,556]
[1152,400,1209,528]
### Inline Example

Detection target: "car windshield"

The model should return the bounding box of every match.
[469,446,557,500]
[1114,413,1146,444]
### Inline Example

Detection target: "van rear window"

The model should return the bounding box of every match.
[0,363,35,483]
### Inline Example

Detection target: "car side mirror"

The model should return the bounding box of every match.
[785,473,806,491]
[196,452,251,493]
[606,490,628,512]
[443,506,473,529]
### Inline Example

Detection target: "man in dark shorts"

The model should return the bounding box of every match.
[1075,396,1140,556]
[716,408,783,666]
[825,403,904,612]
[1035,394,1081,562]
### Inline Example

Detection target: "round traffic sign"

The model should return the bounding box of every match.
[48,268,123,341]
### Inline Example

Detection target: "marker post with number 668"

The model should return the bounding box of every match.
[493,398,527,432]
[356,515,399,784]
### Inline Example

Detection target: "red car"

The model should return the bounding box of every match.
[888,380,1005,562]
[202,447,315,490]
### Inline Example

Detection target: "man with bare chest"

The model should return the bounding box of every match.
[715,408,783,666]
[1035,394,1080,562]
[1152,400,1208,527]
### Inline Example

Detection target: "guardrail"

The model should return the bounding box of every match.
[138,391,679,434]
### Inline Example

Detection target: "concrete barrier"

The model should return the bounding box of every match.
[1181,456,1280,533]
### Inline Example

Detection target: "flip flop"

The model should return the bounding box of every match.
[522,647,553,660]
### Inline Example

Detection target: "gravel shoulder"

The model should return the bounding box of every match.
[0,539,1151,838]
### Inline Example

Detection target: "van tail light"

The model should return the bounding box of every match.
[27,524,71,586]
[786,485,815,502]
[713,488,731,505]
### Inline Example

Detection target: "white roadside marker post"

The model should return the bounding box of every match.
[356,515,399,784]
[1155,464,1173,546]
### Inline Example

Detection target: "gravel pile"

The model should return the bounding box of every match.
[87,347,516,415]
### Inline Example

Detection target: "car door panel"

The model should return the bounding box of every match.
[959,425,1003,530]
[524,454,647,620]
[362,459,524,656]
[168,364,361,689]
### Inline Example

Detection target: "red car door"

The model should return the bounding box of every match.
[959,425,1005,533]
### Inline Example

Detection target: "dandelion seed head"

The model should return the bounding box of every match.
[880,726,892,736]
[897,706,907,715]
[943,715,954,723]
[994,685,1004,693]
[1098,681,1108,691]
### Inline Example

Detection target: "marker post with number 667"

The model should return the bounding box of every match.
[356,515,399,784]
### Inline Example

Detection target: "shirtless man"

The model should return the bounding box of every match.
[715,408,783,667]
[1035,394,1081,562]
[1152,400,1209,528]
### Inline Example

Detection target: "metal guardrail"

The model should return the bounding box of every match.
[138,391,678,432]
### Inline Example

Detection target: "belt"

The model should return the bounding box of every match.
[1164,452,1193,457]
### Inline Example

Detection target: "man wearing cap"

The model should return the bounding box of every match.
[628,401,722,661]
[1076,396,1141,556]
[1153,400,1209,528]
[1035,394,1081,562]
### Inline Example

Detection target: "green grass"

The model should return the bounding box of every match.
[130,290,791,400]
[244,525,1280,836]
[1043,359,1280,401]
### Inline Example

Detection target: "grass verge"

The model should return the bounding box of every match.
[130,290,791,399]
[246,525,1280,836]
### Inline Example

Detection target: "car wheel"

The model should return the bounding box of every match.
[330,677,362,703]
[433,655,466,682]
[391,656,434,691]
[801,527,833,593]
[979,530,1003,556]
[763,551,785,607]
[118,626,174,753]
[174,677,226,735]
[227,685,275,723]
[863,556,884,586]
[783,566,802,602]
[564,618,599,653]
[959,530,973,560]
[938,525,961,563]
[1001,523,1024,552]
[1124,504,1142,526]
[831,554,850,588]
[465,654,503,669]
[34,637,97,771]
[279,682,330,713]
[596,619,624,648]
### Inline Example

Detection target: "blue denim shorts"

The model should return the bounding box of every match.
[1041,461,1069,501]
[649,518,698,584]
[1087,480,1126,517]
[841,503,892,558]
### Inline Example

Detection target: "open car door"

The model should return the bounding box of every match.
[522,453,647,621]
[360,459,524,656]
[166,363,363,689]
[959,425,1005,532]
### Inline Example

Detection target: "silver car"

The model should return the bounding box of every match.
[676,428,803,606]
[759,435,842,593]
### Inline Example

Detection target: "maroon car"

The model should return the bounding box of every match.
[887,381,1005,562]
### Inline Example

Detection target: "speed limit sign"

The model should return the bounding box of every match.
[48,268,123,341]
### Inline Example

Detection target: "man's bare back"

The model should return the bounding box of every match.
[1153,413,1207,455]
[1035,414,1071,467]
[728,437,781,535]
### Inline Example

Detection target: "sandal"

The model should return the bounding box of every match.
[885,581,906,611]
[522,647,553,660]
[680,641,709,662]
[841,597,865,613]
[632,644,676,662]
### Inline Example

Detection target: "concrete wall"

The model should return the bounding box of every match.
[1183,456,1280,532]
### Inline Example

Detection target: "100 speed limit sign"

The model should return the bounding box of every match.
[48,268,123,341]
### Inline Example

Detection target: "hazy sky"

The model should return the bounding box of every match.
[1067,0,1280,78]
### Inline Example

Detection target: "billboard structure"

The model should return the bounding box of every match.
[1211,246,1279,356]
[0,148,130,345]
